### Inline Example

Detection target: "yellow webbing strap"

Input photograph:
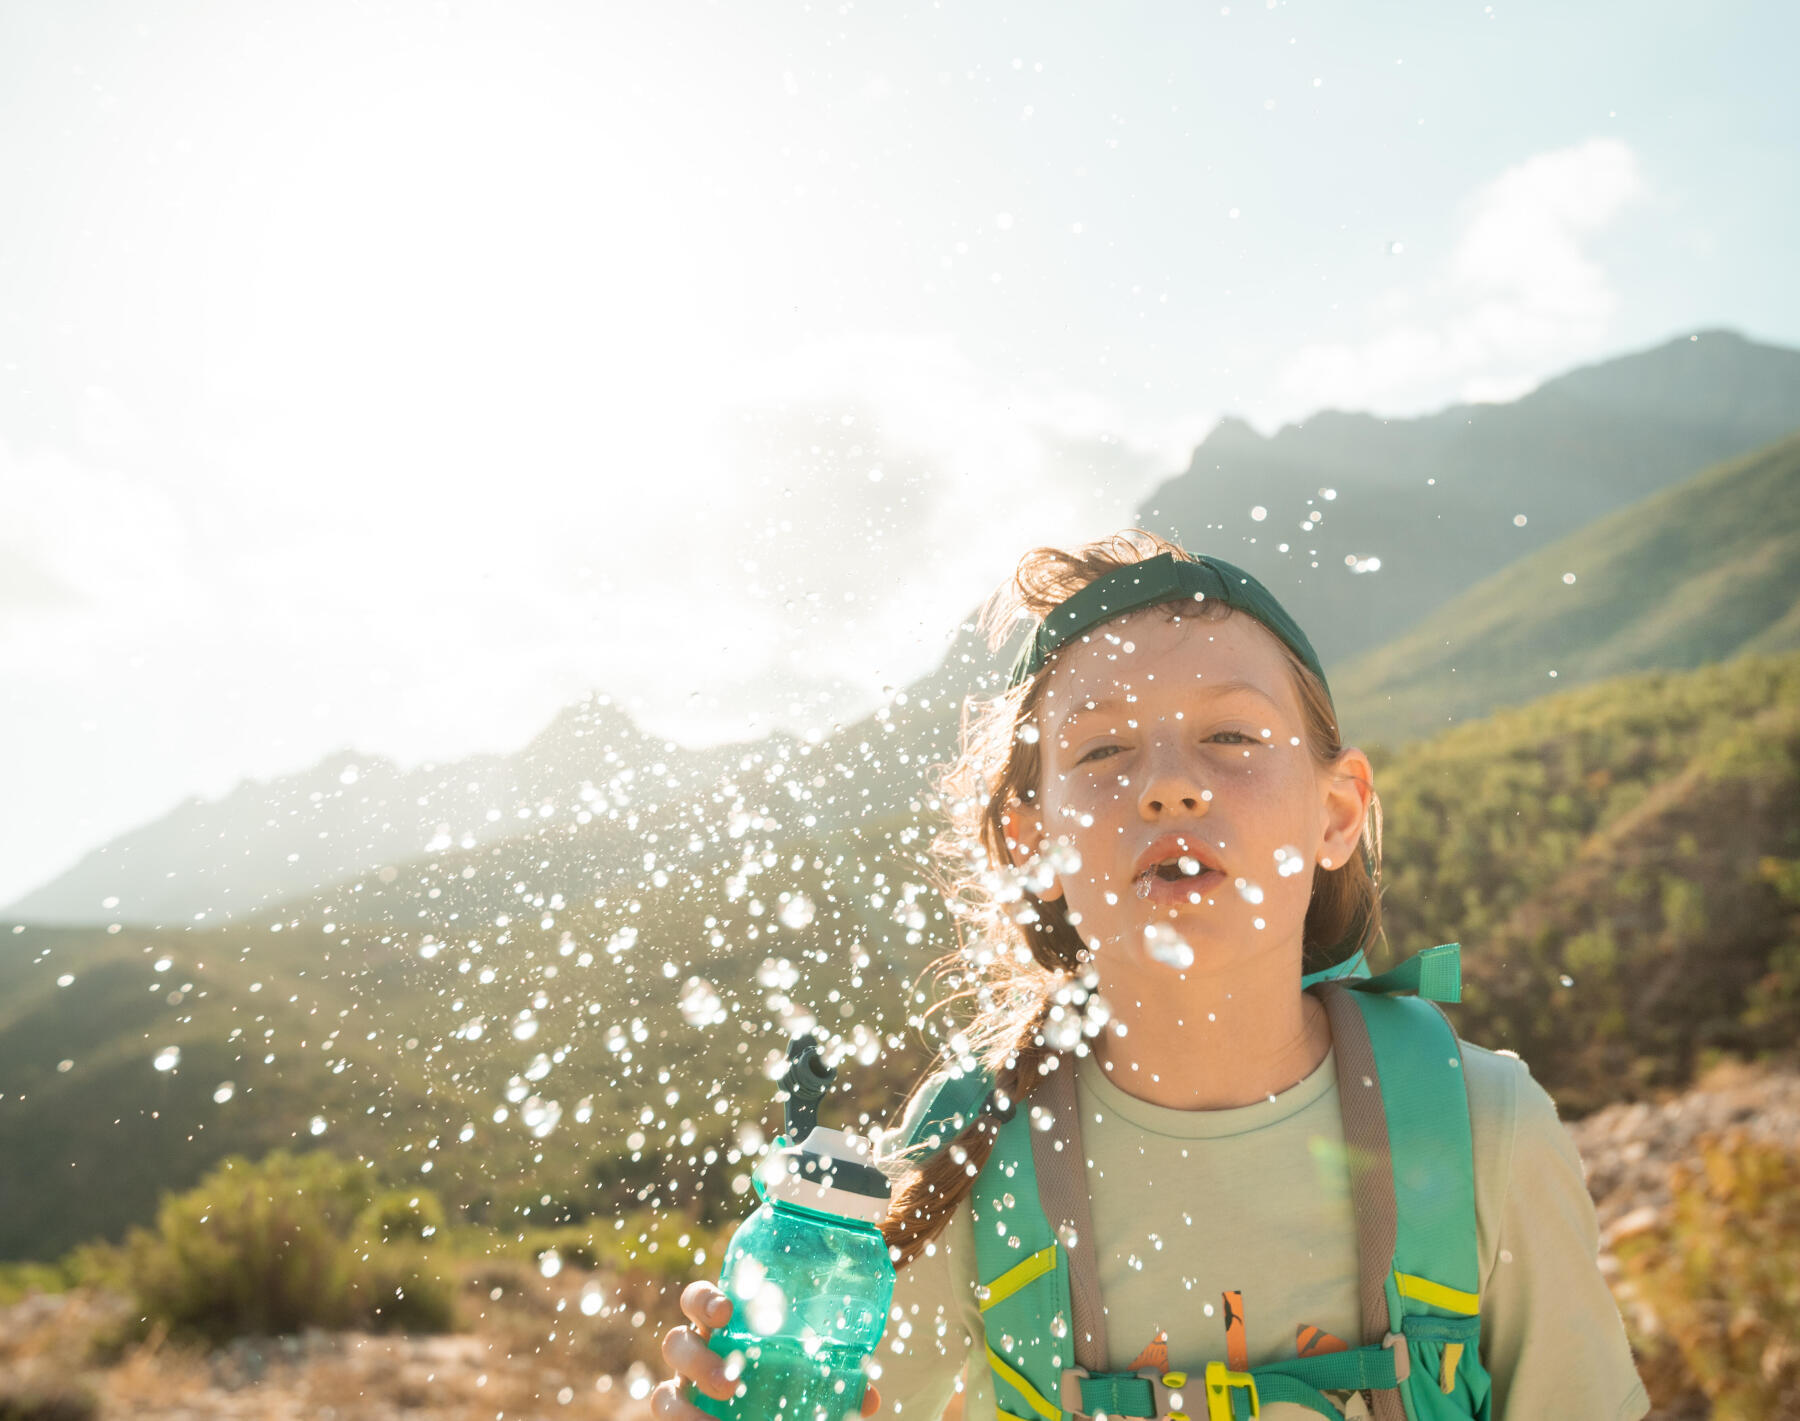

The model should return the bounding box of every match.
[1394,1271,1480,1315]
[981,1244,1059,1313]
[1439,1341,1464,1395]
[986,1344,1062,1421]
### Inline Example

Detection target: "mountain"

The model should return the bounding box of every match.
[9,328,1798,928]
[1332,431,1800,745]
[3,696,803,928]
[1137,328,1800,669]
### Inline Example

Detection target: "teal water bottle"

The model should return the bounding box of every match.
[694,1033,895,1421]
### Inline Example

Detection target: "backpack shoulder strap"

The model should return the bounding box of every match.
[1317,943,1486,1421]
[900,1063,997,1154]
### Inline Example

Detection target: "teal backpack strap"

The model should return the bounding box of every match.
[1351,941,1461,1003]
[972,1070,1077,1421]
[1317,943,1493,1421]
[1299,945,1370,990]
[901,1063,997,1154]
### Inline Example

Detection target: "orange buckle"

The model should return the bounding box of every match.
[1203,1361,1259,1420]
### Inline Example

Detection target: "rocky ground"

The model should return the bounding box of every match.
[1569,1062,1800,1309]
[1567,1059,1800,1420]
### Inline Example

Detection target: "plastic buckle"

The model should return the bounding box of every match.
[1382,1332,1412,1385]
[1203,1361,1259,1420]
[1135,1367,1191,1420]
[1059,1366,1091,1415]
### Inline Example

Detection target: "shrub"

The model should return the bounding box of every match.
[124,1149,456,1343]
[0,1391,98,1421]
[1615,1130,1800,1419]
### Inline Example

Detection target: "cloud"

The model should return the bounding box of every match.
[1265,138,1646,427]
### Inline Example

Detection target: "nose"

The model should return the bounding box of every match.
[1138,743,1210,817]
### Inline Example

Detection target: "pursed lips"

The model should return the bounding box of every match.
[1131,833,1224,885]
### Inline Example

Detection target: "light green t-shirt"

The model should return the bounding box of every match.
[874,1041,1649,1421]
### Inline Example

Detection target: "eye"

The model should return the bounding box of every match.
[1076,744,1122,764]
[1212,730,1256,745]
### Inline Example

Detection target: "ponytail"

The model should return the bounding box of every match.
[882,994,1059,1268]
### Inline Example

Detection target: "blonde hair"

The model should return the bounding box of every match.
[881,529,1383,1266]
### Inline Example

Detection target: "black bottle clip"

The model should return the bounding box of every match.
[777,1032,836,1143]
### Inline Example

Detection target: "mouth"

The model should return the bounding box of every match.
[1132,861,1227,905]
[1130,835,1227,907]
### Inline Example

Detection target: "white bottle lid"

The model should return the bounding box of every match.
[756,1126,892,1226]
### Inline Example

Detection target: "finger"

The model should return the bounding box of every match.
[660,1324,740,1403]
[650,1377,709,1420]
[680,1278,733,1333]
[860,1382,883,1416]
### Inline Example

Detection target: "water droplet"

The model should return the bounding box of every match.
[309,1115,328,1136]
[539,1249,563,1278]
[152,1046,180,1072]
[1050,1313,1069,1338]
[1274,846,1305,877]
[522,1096,562,1138]
[778,893,816,930]
[1559,974,1574,988]
[1042,840,1083,878]
[1250,506,1268,522]
[745,1280,787,1336]
[679,977,726,1026]
[153,957,173,973]
[56,974,74,987]
[1233,877,1264,905]
[1144,923,1193,969]
[212,1082,234,1104]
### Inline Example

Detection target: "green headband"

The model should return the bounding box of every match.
[1006,551,1332,701]
[1006,550,1375,967]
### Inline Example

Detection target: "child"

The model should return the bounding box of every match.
[657,530,1649,1421]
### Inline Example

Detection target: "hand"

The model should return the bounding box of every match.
[654,1278,883,1418]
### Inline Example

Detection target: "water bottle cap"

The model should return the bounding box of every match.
[757,1126,892,1225]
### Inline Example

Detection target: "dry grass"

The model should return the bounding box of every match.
[0,1260,681,1421]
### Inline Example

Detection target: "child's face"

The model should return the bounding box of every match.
[1007,605,1370,978]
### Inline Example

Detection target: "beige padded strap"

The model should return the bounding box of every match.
[1316,984,1408,1421]
[1029,1056,1109,1372]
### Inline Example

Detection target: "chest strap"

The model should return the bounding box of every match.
[1054,1325,1468,1420]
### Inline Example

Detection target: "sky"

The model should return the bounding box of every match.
[2,0,1797,909]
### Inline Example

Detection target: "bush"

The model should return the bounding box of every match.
[1615,1130,1800,1419]
[124,1149,457,1343]
[0,1391,98,1421]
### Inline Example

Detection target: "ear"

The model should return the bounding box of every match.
[1001,800,1065,903]
[1317,746,1373,874]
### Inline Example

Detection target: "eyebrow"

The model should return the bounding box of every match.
[1052,679,1284,738]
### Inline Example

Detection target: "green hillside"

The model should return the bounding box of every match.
[1334,432,1800,747]
[5,651,1797,1263]
[0,806,958,1261]
[1374,651,1800,1113]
